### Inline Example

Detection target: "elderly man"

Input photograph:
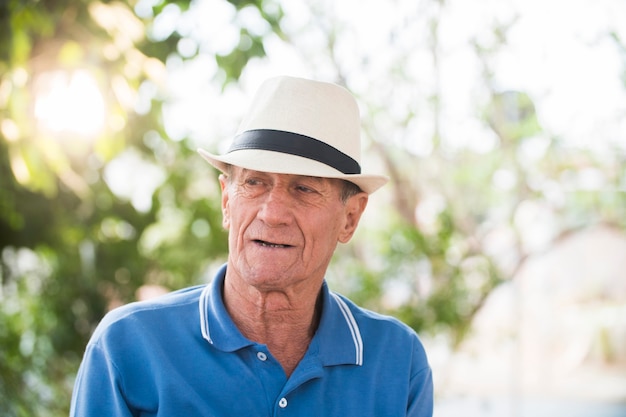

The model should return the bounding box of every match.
[70,76,433,416]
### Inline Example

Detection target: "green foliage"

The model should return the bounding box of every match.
[216,27,268,82]
[1,1,625,415]
[484,90,542,143]
[332,207,502,348]
[0,246,79,417]
[0,0,278,415]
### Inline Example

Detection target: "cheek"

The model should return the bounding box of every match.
[224,203,254,239]
[308,212,344,247]
[222,193,244,231]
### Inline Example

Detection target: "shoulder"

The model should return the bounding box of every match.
[331,292,411,330]
[331,292,420,340]
[331,291,428,356]
[333,293,432,379]
[89,284,207,344]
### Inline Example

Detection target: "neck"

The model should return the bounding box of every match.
[223,273,323,376]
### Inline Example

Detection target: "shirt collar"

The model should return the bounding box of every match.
[198,264,364,367]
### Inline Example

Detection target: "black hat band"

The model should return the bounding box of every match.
[228,129,361,175]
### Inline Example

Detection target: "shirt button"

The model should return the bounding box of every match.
[256,351,267,361]
[278,397,288,408]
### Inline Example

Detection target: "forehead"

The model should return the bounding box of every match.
[234,167,341,186]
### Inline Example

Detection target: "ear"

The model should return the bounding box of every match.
[338,193,369,243]
[218,174,230,230]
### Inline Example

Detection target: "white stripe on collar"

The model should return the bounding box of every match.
[331,292,363,366]
[199,284,213,344]
[199,281,363,365]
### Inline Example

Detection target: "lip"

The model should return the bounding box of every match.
[252,239,294,249]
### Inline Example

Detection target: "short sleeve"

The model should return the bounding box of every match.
[70,343,135,417]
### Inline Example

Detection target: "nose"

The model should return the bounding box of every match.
[257,185,293,226]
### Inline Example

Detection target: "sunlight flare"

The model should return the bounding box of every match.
[34,69,106,138]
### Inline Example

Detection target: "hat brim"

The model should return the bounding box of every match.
[198,148,388,194]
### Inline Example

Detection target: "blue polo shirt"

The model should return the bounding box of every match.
[70,264,433,416]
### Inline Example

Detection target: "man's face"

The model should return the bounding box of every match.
[219,167,368,292]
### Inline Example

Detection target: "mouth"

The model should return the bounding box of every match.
[253,239,292,249]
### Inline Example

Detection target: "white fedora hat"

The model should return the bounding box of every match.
[197,76,388,194]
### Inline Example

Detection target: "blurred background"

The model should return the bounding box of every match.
[1,0,625,415]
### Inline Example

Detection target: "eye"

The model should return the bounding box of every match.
[243,176,267,188]
[238,176,267,197]
[295,184,316,194]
